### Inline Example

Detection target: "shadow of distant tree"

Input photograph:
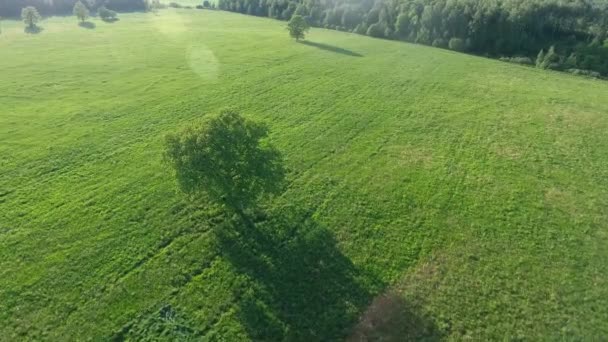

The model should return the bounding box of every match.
[78,21,96,29]
[101,17,120,23]
[299,40,363,57]
[24,25,43,34]
[215,206,376,340]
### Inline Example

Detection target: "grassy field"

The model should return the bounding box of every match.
[1,9,608,340]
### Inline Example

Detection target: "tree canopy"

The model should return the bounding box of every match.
[73,1,89,22]
[98,6,117,21]
[164,110,286,215]
[21,6,41,29]
[287,15,309,41]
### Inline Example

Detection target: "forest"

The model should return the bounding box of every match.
[217,0,608,76]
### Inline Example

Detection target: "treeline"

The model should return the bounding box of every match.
[218,0,608,76]
[0,0,146,17]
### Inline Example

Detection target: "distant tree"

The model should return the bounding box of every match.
[542,46,561,69]
[287,15,309,41]
[564,53,578,69]
[354,22,368,35]
[164,109,285,216]
[98,6,117,21]
[73,1,89,22]
[203,0,211,7]
[432,38,446,48]
[21,6,41,29]
[536,49,546,68]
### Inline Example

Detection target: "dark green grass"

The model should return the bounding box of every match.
[1,9,607,340]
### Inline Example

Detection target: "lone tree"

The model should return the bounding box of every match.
[287,15,309,41]
[73,1,90,22]
[21,6,41,29]
[164,109,285,216]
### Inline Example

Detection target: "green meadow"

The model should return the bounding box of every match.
[1,8,607,340]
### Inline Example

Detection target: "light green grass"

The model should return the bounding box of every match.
[1,9,607,340]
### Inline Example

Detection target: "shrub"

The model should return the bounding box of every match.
[169,2,182,8]
[566,69,601,78]
[432,38,446,48]
[564,53,578,69]
[366,22,386,38]
[543,46,561,69]
[448,37,465,52]
[196,5,204,9]
[499,56,533,65]
[354,22,367,35]
[203,0,211,7]
[536,49,546,68]
[98,6,117,20]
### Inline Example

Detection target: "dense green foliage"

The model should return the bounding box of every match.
[218,0,608,76]
[98,6,118,21]
[73,1,90,22]
[287,14,309,40]
[21,6,41,29]
[0,0,146,17]
[164,109,286,214]
[1,10,608,340]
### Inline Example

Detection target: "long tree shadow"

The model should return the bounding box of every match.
[216,206,444,340]
[216,206,375,340]
[299,40,363,57]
